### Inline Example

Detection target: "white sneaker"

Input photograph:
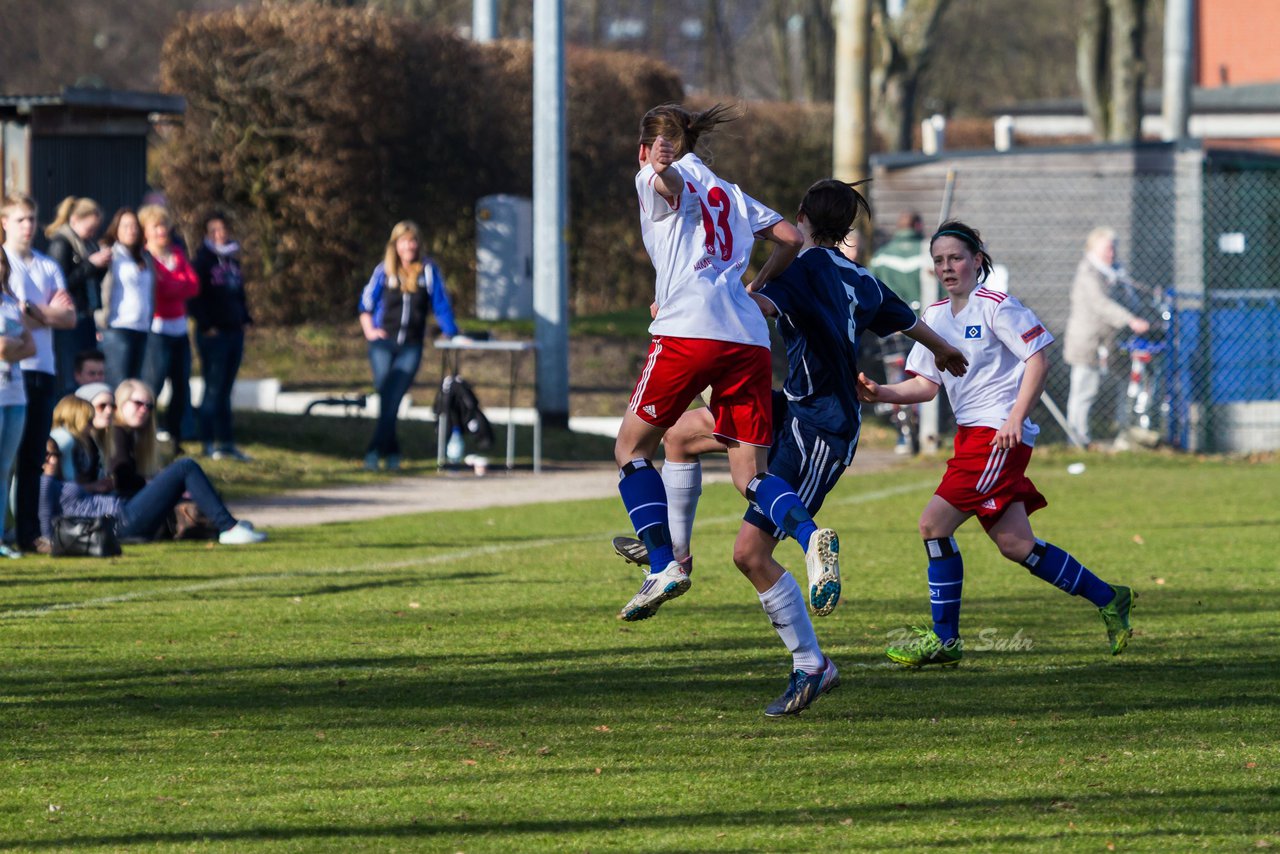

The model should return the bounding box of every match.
[618,560,691,622]
[219,520,268,545]
[805,528,841,616]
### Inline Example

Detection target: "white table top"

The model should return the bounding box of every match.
[433,338,537,352]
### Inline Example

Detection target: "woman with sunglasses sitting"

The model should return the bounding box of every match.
[107,378,162,499]
[37,434,267,552]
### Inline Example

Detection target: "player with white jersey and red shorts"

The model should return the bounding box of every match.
[615,103,840,629]
[857,220,1136,667]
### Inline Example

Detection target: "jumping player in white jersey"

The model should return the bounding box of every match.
[615,103,840,626]
[857,220,1136,666]
[615,179,969,715]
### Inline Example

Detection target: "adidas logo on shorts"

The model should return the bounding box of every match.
[643,405,657,418]
[980,498,998,510]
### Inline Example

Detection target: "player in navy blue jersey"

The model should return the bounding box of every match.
[614,179,968,715]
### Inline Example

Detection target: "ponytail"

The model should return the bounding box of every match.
[639,102,742,160]
[44,196,100,240]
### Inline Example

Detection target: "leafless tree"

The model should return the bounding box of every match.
[1078,0,1149,142]
[871,0,954,152]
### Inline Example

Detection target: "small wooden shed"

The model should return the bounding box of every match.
[0,86,185,237]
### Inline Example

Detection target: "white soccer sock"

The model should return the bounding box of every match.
[758,572,823,673]
[661,460,702,562]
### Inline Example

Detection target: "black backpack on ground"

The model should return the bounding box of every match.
[433,374,495,451]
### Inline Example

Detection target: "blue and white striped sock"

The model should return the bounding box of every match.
[1021,539,1113,607]
[747,473,818,551]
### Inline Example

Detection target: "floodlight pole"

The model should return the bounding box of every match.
[533,0,570,427]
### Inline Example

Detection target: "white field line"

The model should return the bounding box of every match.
[0,536,595,621]
[2,479,935,621]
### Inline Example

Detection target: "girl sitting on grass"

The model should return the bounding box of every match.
[37,432,267,552]
[49,395,112,492]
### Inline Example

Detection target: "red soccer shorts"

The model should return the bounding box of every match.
[935,425,1048,531]
[628,336,773,446]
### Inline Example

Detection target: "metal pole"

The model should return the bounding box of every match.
[473,0,498,42]
[1161,0,1193,142]
[533,0,570,429]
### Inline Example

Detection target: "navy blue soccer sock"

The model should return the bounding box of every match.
[1021,539,1114,607]
[925,536,964,643]
[746,473,818,550]
[618,459,675,572]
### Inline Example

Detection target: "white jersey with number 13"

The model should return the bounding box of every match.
[635,152,781,348]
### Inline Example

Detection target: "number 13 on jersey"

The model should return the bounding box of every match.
[698,187,734,261]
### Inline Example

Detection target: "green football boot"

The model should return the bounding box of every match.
[1099,585,1136,655]
[886,626,963,668]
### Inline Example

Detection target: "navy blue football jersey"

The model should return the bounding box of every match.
[758,246,917,438]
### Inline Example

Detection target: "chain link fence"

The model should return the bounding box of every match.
[869,145,1280,453]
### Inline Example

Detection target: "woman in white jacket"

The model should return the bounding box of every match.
[97,208,155,389]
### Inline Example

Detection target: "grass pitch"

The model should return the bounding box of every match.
[1,453,1276,851]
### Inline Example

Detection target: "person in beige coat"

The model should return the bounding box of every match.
[1064,227,1150,445]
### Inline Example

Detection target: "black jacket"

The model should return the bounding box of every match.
[46,232,106,316]
[190,242,252,334]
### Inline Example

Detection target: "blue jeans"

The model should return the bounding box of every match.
[144,332,193,440]
[367,339,423,456]
[117,457,236,540]
[103,328,149,389]
[15,371,56,548]
[0,404,27,534]
[195,329,245,449]
[54,314,99,398]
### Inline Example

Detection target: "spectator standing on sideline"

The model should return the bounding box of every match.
[358,220,459,472]
[98,208,155,389]
[139,205,198,453]
[0,237,36,557]
[1064,227,1150,447]
[45,197,110,397]
[2,193,75,552]
[190,212,252,461]
[869,211,927,311]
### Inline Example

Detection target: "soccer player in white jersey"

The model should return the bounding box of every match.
[857,221,1135,666]
[615,103,840,624]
